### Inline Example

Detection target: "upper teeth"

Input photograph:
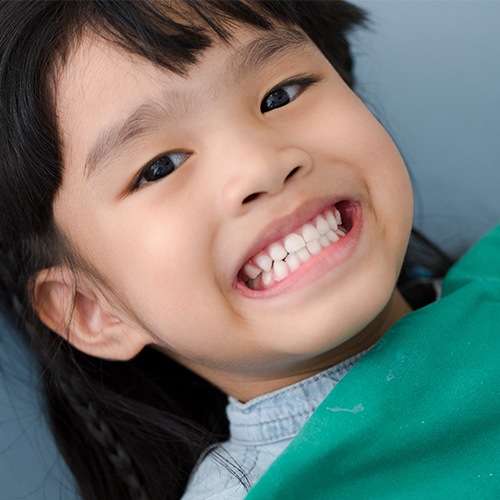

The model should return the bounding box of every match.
[242,206,346,289]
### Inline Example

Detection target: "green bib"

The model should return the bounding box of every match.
[247,225,500,499]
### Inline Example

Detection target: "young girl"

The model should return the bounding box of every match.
[0,1,498,499]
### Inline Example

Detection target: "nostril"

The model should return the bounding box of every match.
[242,192,261,204]
[241,167,302,204]
[285,166,301,182]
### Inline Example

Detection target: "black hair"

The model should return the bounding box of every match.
[0,1,369,498]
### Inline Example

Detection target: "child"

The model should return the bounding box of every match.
[0,1,497,499]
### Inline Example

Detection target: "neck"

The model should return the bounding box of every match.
[188,289,412,403]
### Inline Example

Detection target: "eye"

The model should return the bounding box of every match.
[260,76,319,113]
[134,151,189,189]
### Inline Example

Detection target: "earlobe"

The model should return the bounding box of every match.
[33,267,148,360]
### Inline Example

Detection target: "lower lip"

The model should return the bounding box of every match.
[233,204,362,299]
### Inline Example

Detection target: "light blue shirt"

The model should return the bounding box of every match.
[182,351,366,499]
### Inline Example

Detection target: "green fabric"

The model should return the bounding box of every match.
[247,224,500,499]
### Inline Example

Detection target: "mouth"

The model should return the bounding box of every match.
[236,200,357,292]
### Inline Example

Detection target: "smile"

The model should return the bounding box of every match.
[237,201,356,292]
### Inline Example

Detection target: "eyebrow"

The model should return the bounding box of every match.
[224,27,310,83]
[84,28,310,180]
[84,94,191,179]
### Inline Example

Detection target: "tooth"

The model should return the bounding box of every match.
[315,215,330,235]
[319,235,330,248]
[268,242,287,261]
[273,260,289,281]
[327,230,339,242]
[326,210,338,230]
[285,253,300,272]
[335,228,346,237]
[334,207,342,226]
[306,240,322,255]
[302,224,320,242]
[262,271,273,286]
[297,247,311,262]
[244,263,261,279]
[284,233,306,253]
[255,253,273,272]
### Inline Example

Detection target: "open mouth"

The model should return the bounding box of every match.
[237,200,356,291]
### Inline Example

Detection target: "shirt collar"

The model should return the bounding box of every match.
[226,351,366,445]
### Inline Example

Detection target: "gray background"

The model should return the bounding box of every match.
[354,0,500,258]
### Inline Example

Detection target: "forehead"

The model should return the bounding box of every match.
[58,23,310,92]
[55,25,314,176]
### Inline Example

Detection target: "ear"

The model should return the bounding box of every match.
[33,266,148,360]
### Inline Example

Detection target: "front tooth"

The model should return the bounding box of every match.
[326,210,338,230]
[315,215,330,235]
[302,224,320,242]
[262,270,273,286]
[269,242,287,261]
[255,253,273,272]
[284,233,306,253]
[273,260,289,281]
[285,253,300,272]
[307,240,322,255]
[327,230,339,242]
[297,247,311,262]
[334,207,342,226]
[244,263,261,279]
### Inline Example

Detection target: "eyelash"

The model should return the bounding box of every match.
[260,75,320,113]
[132,75,320,190]
[133,151,190,190]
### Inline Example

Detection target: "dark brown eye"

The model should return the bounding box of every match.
[261,83,302,113]
[136,152,189,188]
[260,76,320,113]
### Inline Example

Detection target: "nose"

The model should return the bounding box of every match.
[217,129,313,215]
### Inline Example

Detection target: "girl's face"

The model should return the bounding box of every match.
[52,26,413,400]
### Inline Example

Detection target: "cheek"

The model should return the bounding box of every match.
[321,94,413,267]
[329,95,413,228]
[104,214,207,295]
[298,85,413,266]
[108,211,229,336]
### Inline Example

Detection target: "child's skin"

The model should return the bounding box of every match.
[36,24,413,402]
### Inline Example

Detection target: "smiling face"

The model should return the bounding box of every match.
[50,25,413,401]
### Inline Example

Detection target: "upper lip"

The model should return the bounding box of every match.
[234,196,347,279]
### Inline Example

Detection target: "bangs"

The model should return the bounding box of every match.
[68,0,302,74]
[60,0,365,81]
